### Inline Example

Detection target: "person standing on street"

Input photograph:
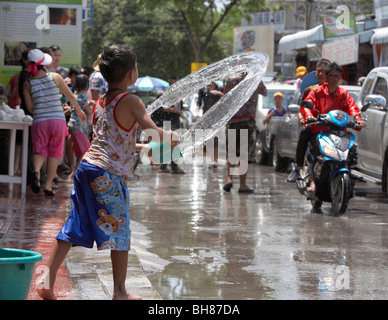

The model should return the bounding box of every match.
[196,81,224,167]
[49,45,69,79]
[23,49,86,196]
[151,78,186,174]
[262,91,287,126]
[223,74,267,193]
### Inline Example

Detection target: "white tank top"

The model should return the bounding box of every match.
[83,91,138,180]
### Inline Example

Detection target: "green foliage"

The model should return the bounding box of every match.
[82,0,265,79]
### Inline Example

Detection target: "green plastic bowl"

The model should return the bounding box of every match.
[0,248,42,300]
[148,141,182,164]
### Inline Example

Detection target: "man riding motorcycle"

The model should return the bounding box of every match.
[300,62,367,192]
[287,58,331,182]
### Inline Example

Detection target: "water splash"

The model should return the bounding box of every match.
[146,51,269,157]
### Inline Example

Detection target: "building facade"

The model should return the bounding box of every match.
[240,0,377,83]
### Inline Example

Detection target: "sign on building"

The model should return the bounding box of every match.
[0,0,83,85]
[322,34,359,66]
[322,7,357,39]
[234,25,274,72]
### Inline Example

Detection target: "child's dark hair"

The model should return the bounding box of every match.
[74,74,89,92]
[39,47,54,58]
[316,58,330,69]
[50,45,61,52]
[98,44,137,84]
[69,66,82,77]
[325,62,342,75]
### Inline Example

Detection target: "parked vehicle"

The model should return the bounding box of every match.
[296,100,370,215]
[344,85,362,103]
[354,67,388,194]
[263,84,361,171]
[254,82,296,164]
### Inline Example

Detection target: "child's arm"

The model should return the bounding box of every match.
[79,95,93,119]
[118,94,178,143]
[136,143,158,165]
[52,73,86,122]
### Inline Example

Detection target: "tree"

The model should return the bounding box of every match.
[82,0,230,78]
[136,0,266,63]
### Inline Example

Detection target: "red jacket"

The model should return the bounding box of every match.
[301,83,362,133]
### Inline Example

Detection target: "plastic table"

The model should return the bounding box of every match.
[0,120,32,194]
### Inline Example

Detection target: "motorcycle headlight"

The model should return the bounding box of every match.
[320,138,340,160]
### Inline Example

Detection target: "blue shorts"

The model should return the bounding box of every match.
[57,161,131,251]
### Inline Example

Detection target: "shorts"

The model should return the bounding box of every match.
[31,119,66,158]
[57,161,131,251]
[71,131,91,157]
[226,119,256,158]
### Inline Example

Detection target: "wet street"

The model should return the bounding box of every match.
[129,156,388,300]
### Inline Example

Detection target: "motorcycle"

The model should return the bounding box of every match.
[296,100,370,215]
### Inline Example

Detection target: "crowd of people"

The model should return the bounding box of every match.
[2,43,270,196]
[2,45,97,196]
[2,44,368,200]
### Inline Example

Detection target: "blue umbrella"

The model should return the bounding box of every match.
[300,71,318,94]
[129,76,169,91]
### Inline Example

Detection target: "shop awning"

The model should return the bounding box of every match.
[277,25,324,54]
[371,26,388,44]
[359,29,374,44]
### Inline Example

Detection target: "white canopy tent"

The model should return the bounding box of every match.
[371,26,388,45]
[277,25,324,55]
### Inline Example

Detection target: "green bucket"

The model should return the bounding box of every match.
[0,248,42,300]
[148,142,183,164]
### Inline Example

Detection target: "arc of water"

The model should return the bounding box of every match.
[146,51,269,157]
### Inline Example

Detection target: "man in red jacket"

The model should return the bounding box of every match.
[302,62,366,192]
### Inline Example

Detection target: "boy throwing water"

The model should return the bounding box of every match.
[38,44,176,300]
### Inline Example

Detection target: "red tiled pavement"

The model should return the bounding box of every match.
[0,180,76,300]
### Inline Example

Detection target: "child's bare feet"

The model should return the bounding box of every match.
[112,291,143,300]
[37,288,57,300]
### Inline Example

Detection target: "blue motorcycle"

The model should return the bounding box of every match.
[296,101,369,215]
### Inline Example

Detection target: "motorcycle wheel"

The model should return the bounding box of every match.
[331,172,351,216]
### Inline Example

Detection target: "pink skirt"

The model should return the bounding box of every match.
[31,119,66,158]
[71,131,91,157]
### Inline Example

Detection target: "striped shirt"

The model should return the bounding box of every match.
[29,72,65,123]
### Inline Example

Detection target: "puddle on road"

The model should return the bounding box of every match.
[129,164,388,300]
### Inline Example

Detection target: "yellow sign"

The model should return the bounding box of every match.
[191,62,207,73]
